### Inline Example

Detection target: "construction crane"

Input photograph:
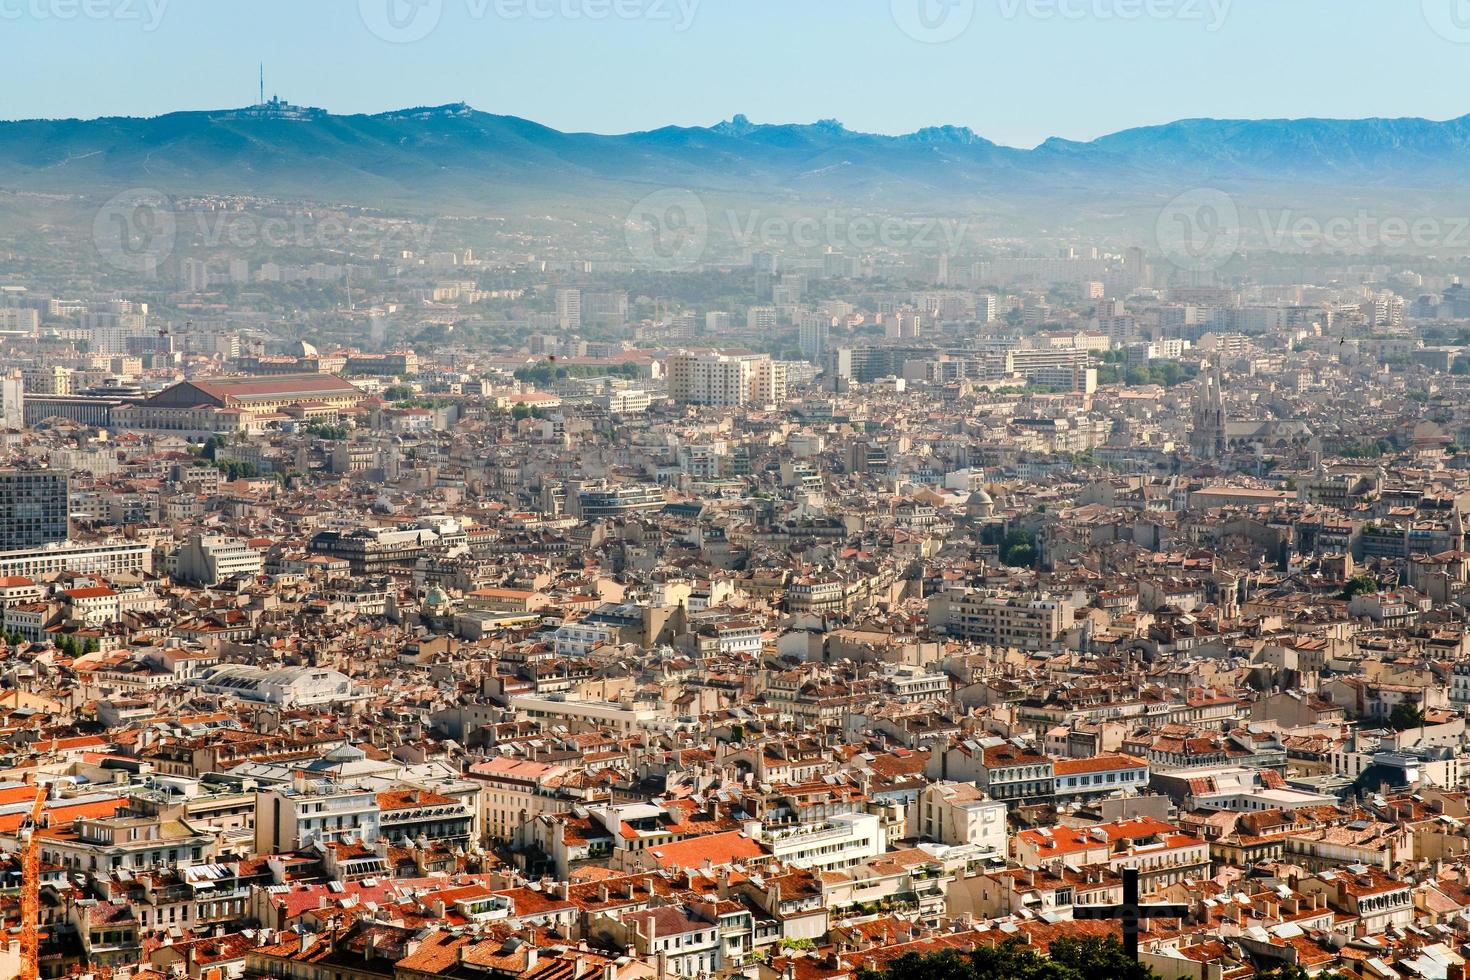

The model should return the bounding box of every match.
[18,785,45,980]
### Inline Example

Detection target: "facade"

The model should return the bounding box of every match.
[668,351,785,407]
[113,374,365,433]
[926,590,1071,650]
[0,468,69,548]
[254,782,381,853]
[175,533,265,585]
[0,539,150,578]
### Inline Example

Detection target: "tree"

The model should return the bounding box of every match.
[858,940,1153,980]
[1001,528,1037,568]
[1389,701,1425,731]
[1342,573,1378,599]
[1048,937,1155,980]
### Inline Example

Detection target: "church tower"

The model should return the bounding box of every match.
[1190,358,1227,460]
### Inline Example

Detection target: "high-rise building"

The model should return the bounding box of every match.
[975,294,998,324]
[0,372,22,432]
[667,351,782,407]
[746,307,779,332]
[798,314,831,359]
[0,470,70,548]
[84,312,150,356]
[0,309,40,334]
[182,258,210,293]
[555,288,582,330]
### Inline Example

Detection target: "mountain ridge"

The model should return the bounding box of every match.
[2,103,1469,213]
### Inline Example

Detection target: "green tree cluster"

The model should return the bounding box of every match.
[1342,574,1378,599]
[1001,528,1037,568]
[858,939,1153,980]
[1389,701,1425,731]
[56,634,99,656]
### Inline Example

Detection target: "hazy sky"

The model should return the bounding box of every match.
[2,0,1468,146]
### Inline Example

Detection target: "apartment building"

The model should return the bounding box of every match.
[926,589,1072,650]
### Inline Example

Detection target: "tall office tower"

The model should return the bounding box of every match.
[0,470,70,548]
[798,314,831,359]
[182,258,210,292]
[555,288,583,330]
[1126,246,1148,287]
[0,372,21,431]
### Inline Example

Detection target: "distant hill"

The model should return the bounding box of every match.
[2,103,1469,214]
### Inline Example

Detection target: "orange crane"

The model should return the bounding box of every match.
[18,785,45,980]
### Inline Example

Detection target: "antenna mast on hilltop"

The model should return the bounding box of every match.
[259,63,265,106]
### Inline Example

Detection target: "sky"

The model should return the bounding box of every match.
[1,0,1468,147]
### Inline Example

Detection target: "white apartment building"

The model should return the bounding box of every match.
[254,781,381,854]
[0,540,151,579]
[667,351,756,407]
[551,620,615,657]
[555,287,582,329]
[747,812,883,871]
[909,781,1007,855]
[175,533,264,586]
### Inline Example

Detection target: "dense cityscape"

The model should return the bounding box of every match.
[6,4,1470,980]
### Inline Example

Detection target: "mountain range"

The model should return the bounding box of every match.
[3,103,1470,215]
